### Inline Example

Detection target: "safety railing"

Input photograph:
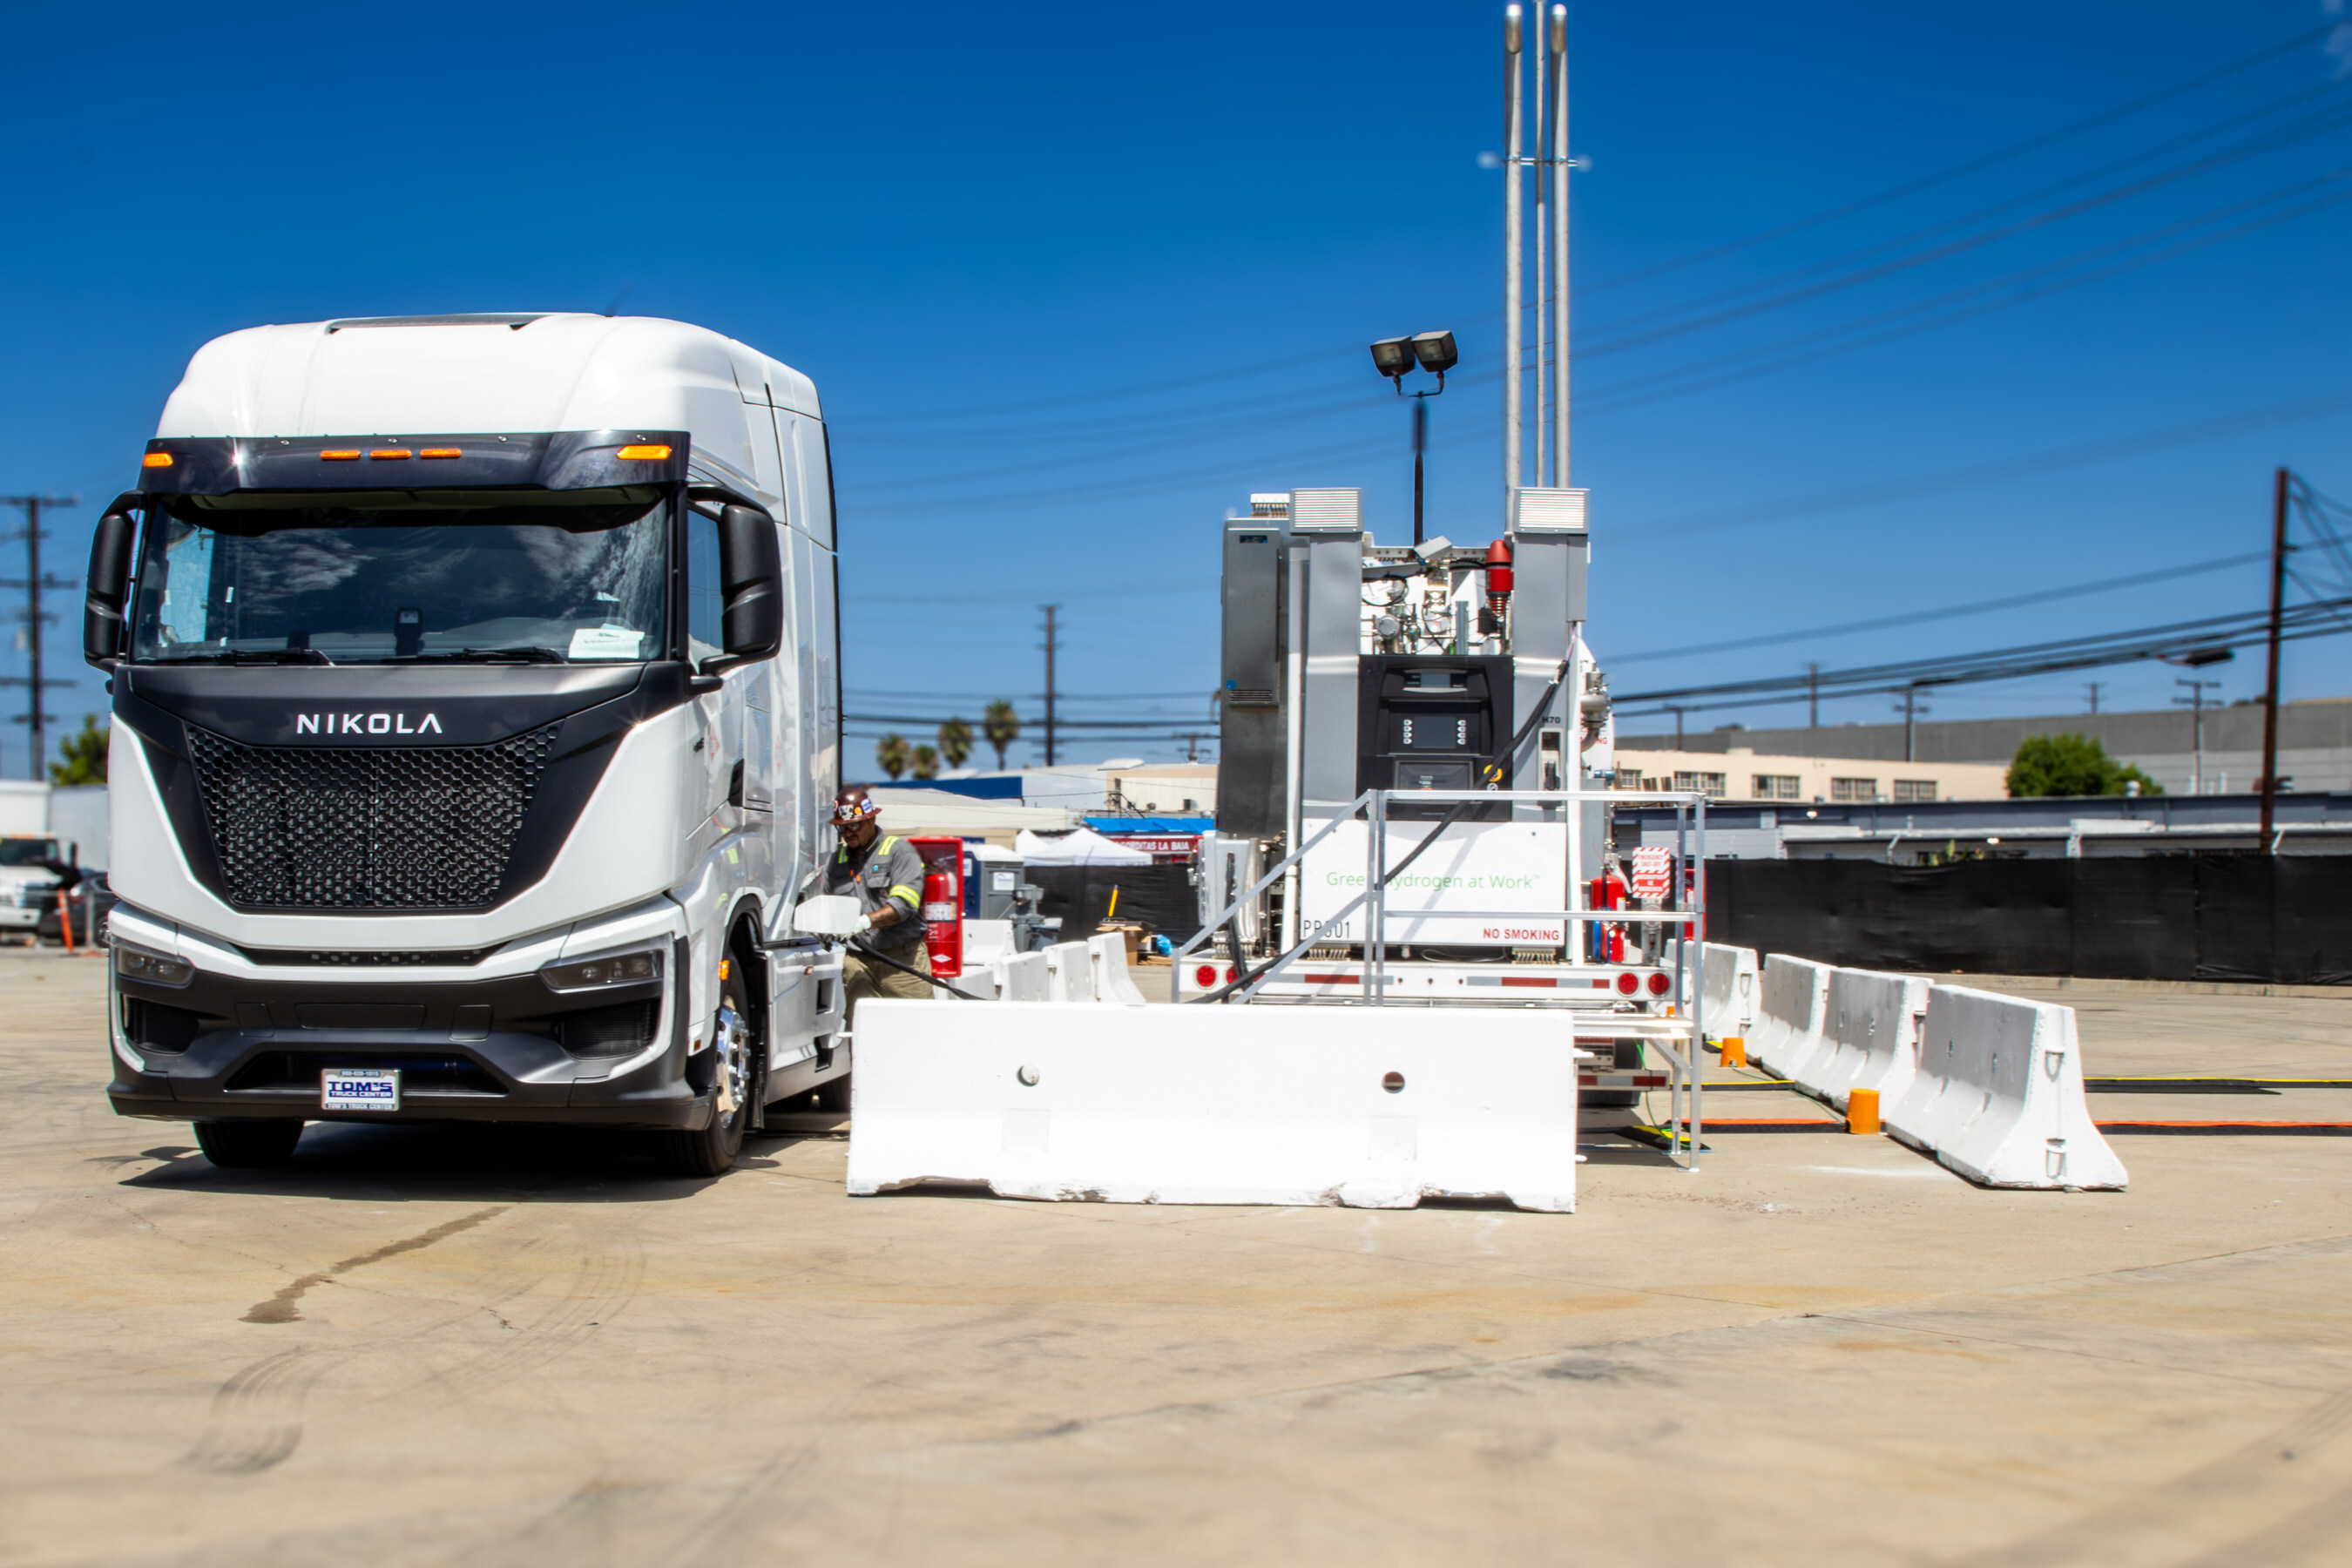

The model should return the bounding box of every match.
[1175,786,1712,1171]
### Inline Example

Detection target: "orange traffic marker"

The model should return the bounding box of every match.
[1720,1036,1747,1068]
[1848,1087,1880,1136]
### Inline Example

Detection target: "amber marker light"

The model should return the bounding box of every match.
[418,448,463,459]
[319,449,362,461]
[615,443,672,460]
[141,452,172,469]
[368,449,413,460]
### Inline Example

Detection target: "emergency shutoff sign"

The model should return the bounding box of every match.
[1628,846,1673,902]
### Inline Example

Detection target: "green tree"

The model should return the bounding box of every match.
[50,715,107,787]
[909,744,940,781]
[2005,733,2162,798]
[982,700,1021,770]
[936,716,972,770]
[875,733,910,781]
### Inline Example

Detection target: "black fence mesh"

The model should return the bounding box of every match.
[1027,865,1200,943]
[1710,855,2352,984]
[186,725,558,910]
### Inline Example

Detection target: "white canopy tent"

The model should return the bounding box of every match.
[1014,826,1154,866]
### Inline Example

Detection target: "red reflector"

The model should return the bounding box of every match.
[1615,972,1639,994]
[1194,965,1217,989]
[1225,966,1238,984]
[1499,976,1557,988]
[1647,972,1672,996]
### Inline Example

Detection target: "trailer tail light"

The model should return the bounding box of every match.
[368,449,412,460]
[419,448,463,459]
[1194,965,1218,989]
[1646,971,1672,996]
[319,449,362,461]
[141,452,172,469]
[1226,966,1239,985]
[1615,971,1639,995]
[616,443,673,461]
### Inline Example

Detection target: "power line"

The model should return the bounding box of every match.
[1582,20,2339,295]
[1607,551,2272,665]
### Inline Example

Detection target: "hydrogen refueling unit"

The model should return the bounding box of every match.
[844,3,1717,1209]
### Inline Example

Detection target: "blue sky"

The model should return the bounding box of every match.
[5,2,2351,773]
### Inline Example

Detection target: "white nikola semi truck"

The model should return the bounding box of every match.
[85,312,847,1174]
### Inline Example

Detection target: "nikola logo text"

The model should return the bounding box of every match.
[294,713,444,736]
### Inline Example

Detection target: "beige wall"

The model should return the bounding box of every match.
[1612,747,2011,804]
[1104,765,1217,814]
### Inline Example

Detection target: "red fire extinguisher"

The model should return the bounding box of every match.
[909,835,964,977]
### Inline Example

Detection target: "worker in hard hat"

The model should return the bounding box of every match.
[825,785,936,1015]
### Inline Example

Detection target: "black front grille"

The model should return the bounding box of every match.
[233,945,502,967]
[186,725,558,909]
[226,1052,505,1096]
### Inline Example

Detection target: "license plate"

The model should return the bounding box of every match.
[321,1067,400,1112]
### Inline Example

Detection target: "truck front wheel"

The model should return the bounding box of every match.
[193,1119,306,1167]
[657,964,756,1178]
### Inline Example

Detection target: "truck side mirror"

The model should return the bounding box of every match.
[693,503,785,686]
[84,492,143,672]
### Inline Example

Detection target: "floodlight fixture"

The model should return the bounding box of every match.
[1369,337,1416,388]
[1410,329,1458,378]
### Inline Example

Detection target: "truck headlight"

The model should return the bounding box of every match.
[539,945,666,993]
[115,943,195,988]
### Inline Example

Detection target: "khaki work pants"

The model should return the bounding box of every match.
[843,943,934,1023]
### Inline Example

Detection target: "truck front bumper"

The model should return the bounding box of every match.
[105,916,715,1131]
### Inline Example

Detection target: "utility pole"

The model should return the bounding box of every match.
[2259,466,2291,851]
[1805,661,1821,728]
[2173,677,2222,795]
[1173,731,1214,764]
[1039,603,1061,768]
[1664,705,1687,747]
[1895,686,1928,763]
[2085,681,2102,715]
[1,495,79,782]
[1411,395,1427,547]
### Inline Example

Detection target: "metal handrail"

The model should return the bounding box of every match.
[1173,789,1376,962]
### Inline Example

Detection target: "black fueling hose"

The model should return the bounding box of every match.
[848,936,983,1001]
[1193,655,1577,1004]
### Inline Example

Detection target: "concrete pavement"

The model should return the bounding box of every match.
[3,947,2349,1565]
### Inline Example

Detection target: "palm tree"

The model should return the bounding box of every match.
[983,700,1020,770]
[936,716,972,770]
[875,733,909,781]
[909,744,940,781]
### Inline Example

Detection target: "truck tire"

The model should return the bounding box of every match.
[657,964,756,1178]
[193,1119,306,1167]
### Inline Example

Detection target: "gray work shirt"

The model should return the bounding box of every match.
[825,833,929,950]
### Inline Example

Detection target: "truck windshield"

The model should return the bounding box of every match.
[0,838,62,868]
[129,488,669,665]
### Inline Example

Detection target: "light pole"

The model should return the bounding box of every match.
[1369,331,1459,546]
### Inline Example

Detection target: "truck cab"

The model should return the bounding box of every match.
[86,313,845,1174]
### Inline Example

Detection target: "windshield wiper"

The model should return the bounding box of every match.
[160,647,336,666]
[387,646,571,665]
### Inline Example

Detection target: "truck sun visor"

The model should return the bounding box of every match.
[135,431,692,495]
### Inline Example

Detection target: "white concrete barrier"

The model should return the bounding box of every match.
[1748,955,1833,1085]
[1808,969,1930,1112]
[1885,984,2127,1190]
[847,1000,1580,1211]
[1086,932,1150,1006]
[1042,942,1093,1002]
[1699,943,1760,1042]
[1000,950,1051,1001]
